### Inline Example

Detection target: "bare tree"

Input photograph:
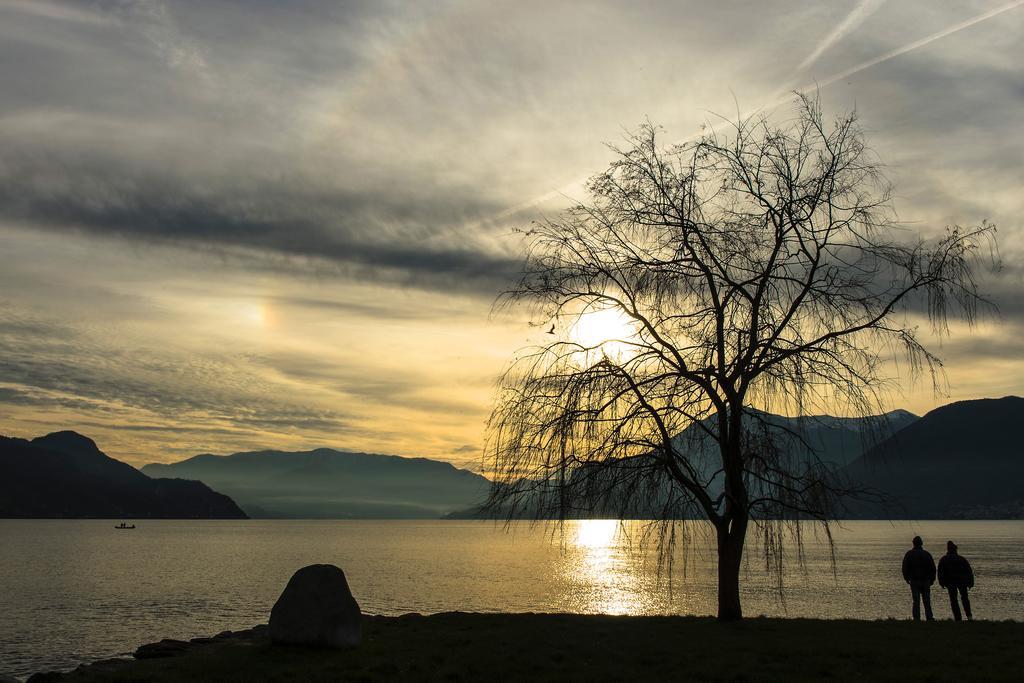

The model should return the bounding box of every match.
[484,95,996,621]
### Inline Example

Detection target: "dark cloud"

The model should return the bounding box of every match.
[0,312,354,435]
[255,351,487,416]
[0,149,519,294]
[939,328,1024,361]
[0,386,107,412]
[0,0,841,297]
[80,422,246,436]
[0,0,536,296]
[267,295,449,321]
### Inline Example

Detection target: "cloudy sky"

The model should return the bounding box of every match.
[1,0,1021,468]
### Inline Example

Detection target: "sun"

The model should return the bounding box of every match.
[574,519,619,548]
[571,307,637,353]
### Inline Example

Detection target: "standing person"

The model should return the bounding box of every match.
[902,536,936,621]
[938,540,975,621]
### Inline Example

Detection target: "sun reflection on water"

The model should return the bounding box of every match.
[565,520,658,616]
[575,519,618,548]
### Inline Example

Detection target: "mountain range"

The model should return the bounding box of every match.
[5,397,1022,520]
[668,408,919,485]
[0,431,246,518]
[451,399,1023,520]
[642,398,1022,519]
[843,396,1024,518]
[141,448,490,519]
[450,408,920,520]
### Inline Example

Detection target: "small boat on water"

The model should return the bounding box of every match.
[114,522,136,529]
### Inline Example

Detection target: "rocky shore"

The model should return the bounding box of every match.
[24,625,270,682]
[20,612,1024,682]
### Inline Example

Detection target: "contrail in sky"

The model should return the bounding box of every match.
[794,0,1024,92]
[795,0,887,74]
[492,0,1024,223]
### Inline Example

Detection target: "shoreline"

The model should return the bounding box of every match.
[22,612,1024,682]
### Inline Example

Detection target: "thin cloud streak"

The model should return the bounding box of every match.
[0,0,112,26]
[496,0,1022,224]
[794,0,887,74]
[797,0,1024,91]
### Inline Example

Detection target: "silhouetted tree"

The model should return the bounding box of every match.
[484,95,996,621]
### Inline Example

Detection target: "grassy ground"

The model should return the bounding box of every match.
[32,612,1022,682]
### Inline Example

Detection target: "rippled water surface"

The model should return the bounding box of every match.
[1,519,1022,678]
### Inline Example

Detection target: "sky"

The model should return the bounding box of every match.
[0,0,1022,469]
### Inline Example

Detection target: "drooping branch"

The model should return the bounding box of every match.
[482,94,997,619]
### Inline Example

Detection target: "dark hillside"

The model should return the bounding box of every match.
[0,432,247,519]
[844,397,1024,518]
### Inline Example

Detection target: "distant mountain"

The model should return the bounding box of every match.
[0,431,247,518]
[673,408,919,470]
[451,409,918,519]
[142,448,489,519]
[843,397,1024,518]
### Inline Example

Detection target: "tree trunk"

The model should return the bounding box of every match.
[717,403,749,621]
[716,516,748,621]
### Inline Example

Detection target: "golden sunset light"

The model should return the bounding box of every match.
[2,1,1023,679]
[570,307,640,357]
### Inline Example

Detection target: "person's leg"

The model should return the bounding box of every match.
[960,587,972,621]
[922,585,934,621]
[911,584,921,621]
[948,587,962,621]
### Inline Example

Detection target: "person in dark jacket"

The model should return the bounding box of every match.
[938,540,974,621]
[902,536,936,621]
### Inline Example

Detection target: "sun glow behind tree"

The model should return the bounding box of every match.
[570,307,639,360]
[484,95,996,620]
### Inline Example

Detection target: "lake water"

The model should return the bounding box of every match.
[1,519,1022,678]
